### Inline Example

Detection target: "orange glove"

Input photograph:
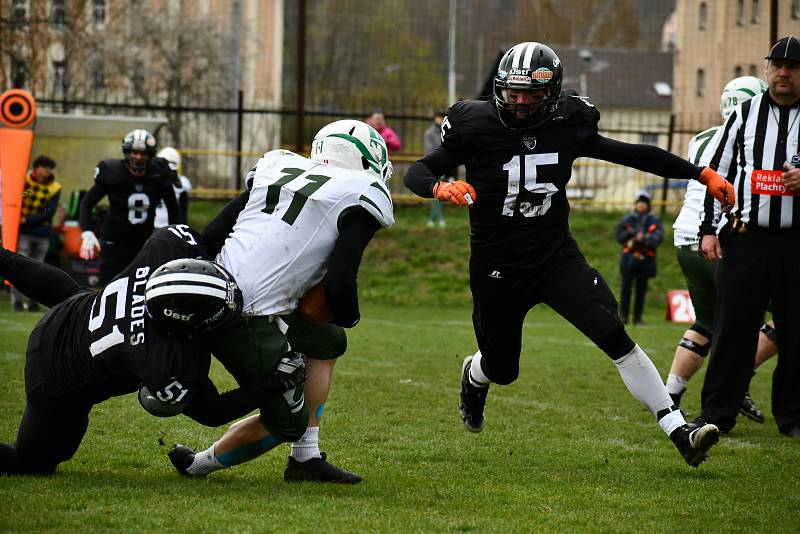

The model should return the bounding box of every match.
[432,180,477,206]
[298,281,333,325]
[698,167,735,211]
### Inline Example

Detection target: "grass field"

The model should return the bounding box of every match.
[1,206,798,532]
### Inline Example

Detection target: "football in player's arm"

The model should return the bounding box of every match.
[0,225,305,475]
[404,41,733,467]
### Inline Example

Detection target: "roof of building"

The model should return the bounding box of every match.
[553,46,673,110]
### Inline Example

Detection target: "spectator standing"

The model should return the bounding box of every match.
[698,36,800,439]
[366,109,402,153]
[424,111,452,228]
[11,156,60,312]
[615,190,663,325]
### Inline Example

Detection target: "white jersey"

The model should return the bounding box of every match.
[217,150,394,316]
[154,175,192,228]
[673,126,720,246]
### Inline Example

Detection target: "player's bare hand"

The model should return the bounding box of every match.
[433,180,477,206]
[79,231,101,260]
[700,234,723,260]
[698,167,735,212]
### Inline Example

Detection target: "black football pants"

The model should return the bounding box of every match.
[470,239,635,385]
[701,230,800,434]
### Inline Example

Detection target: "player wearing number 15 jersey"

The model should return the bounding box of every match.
[0,225,306,475]
[405,41,736,467]
[79,129,182,285]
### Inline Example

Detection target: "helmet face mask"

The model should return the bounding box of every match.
[144,258,243,337]
[122,129,157,175]
[311,120,393,183]
[719,76,767,122]
[494,42,563,129]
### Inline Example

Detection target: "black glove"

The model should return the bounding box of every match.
[274,351,306,391]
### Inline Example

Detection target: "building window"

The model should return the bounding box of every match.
[11,58,27,88]
[698,2,708,30]
[752,0,760,22]
[92,0,107,28]
[91,64,106,91]
[50,0,66,29]
[697,69,705,97]
[737,0,746,25]
[11,0,27,29]
[735,65,743,77]
[52,61,66,96]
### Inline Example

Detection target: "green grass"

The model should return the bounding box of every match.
[1,206,797,532]
[0,304,798,532]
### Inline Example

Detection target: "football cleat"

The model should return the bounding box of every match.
[283,452,363,484]
[168,444,196,476]
[670,422,720,467]
[460,356,489,433]
[739,391,765,423]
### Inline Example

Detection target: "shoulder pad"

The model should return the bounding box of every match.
[441,100,487,150]
[149,158,178,184]
[357,181,395,228]
[138,384,188,417]
[153,224,204,249]
[95,159,130,185]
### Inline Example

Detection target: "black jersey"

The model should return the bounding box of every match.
[79,158,179,244]
[25,225,210,405]
[421,94,599,270]
[413,94,703,271]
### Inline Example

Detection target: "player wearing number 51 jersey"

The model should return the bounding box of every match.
[405,41,735,467]
[79,129,182,285]
[0,225,306,475]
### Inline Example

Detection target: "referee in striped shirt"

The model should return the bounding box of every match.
[698,36,800,439]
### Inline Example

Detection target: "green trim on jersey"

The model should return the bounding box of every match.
[692,126,719,165]
[359,194,383,215]
[370,181,391,202]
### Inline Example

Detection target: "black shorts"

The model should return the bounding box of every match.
[470,238,632,385]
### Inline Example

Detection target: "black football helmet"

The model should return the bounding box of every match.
[122,129,157,173]
[144,258,243,337]
[494,42,563,129]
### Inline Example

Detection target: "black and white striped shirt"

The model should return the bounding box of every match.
[700,92,800,233]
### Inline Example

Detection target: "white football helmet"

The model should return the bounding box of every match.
[720,76,767,122]
[157,146,181,172]
[311,119,393,183]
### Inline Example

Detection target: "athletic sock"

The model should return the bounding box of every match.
[291,426,322,462]
[614,345,686,435]
[469,351,490,387]
[666,373,689,395]
[186,444,227,476]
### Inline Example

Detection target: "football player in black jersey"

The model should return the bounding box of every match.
[79,129,182,285]
[0,225,306,475]
[405,41,736,467]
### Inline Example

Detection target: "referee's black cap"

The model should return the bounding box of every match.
[765,36,800,62]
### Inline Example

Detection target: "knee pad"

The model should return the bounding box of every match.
[688,323,712,340]
[678,337,710,357]
[760,323,778,344]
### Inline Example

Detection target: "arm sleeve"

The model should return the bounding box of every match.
[405,146,466,198]
[180,376,287,427]
[383,128,402,152]
[0,247,83,306]
[23,191,61,226]
[582,134,703,181]
[699,112,740,236]
[163,183,181,224]
[79,183,108,232]
[324,208,382,328]
[615,217,635,244]
[200,190,250,258]
[643,217,664,249]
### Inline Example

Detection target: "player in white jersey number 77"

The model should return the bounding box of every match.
[168,120,395,482]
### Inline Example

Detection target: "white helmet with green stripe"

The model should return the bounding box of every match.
[311,120,394,183]
[720,76,767,121]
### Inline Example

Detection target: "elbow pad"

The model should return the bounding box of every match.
[138,385,187,417]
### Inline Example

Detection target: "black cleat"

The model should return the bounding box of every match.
[459,356,488,433]
[670,422,720,467]
[168,444,196,476]
[739,391,765,423]
[284,452,362,484]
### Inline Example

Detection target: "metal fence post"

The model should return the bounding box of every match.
[236,89,244,190]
